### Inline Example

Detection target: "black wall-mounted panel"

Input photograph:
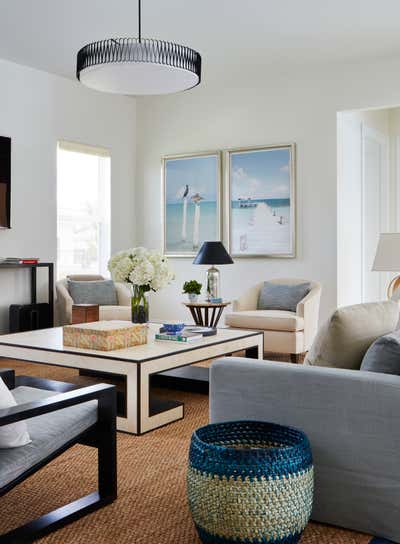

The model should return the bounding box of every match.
[0,136,11,229]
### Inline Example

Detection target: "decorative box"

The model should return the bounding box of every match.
[63,320,148,351]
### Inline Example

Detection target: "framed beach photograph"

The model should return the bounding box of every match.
[225,144,296,258]
[163,152,222,257]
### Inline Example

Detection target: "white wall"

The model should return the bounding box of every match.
[337,108,391,306]
[0,59,136,332]
[337,112,363,307]
[136,57,400,324]
[389,109,400,231]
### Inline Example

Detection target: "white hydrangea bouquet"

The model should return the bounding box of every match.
[108,247,175,323]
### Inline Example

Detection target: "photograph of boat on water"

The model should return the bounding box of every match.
[163,152,222,257]
[226,144,296,257]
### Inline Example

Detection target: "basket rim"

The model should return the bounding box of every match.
[192,420,309,454]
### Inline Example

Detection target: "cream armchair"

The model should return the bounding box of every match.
[225,278,322,362]
[56,274,131,325]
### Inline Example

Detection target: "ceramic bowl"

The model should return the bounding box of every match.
[163,322,185,334]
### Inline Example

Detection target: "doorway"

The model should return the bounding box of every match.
[337,108,396,306]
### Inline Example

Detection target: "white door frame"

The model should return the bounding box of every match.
[361,124,389,301]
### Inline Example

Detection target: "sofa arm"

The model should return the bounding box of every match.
[114,282,131,306]
[55,281,74,325]
[210,358,400,541]
[296,285,321,350]
[231,283,262,312]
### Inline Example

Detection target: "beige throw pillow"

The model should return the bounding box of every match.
[0,378,31,448]
[304,300,400,370]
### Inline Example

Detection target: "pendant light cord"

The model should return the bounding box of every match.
[138,0,142,43]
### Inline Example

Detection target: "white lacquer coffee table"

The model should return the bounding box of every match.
[0,323,263,435]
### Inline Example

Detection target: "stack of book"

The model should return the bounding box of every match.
[0,257,40,264]
[155,326,217,343]
[155,331,203,343]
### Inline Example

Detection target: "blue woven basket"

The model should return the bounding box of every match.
[187,420,313,544]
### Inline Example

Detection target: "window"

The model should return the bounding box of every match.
[57,141,111,280]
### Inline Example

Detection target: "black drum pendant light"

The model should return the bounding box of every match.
[76,0,201,95]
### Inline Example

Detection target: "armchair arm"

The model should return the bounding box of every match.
[232,283,262,312]
[114,282,131,306]
[296,284,321,350]
[55,280,74,325]
[0,383,115,427]
[0,369,15,390]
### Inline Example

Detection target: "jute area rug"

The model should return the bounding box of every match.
[0,357,378,544]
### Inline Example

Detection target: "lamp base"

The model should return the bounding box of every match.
[387,275,400,299]
[207,266,220,301]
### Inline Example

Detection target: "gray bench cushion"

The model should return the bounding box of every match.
[0,386,97,489]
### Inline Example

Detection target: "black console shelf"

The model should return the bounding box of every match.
[0,262,54,326]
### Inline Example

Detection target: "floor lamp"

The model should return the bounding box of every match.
[372,233,400,298]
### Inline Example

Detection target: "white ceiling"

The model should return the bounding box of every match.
[1,0,400,82]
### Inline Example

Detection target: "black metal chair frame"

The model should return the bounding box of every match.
[0,369,117,543]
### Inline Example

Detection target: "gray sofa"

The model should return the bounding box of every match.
[210,358,400,543]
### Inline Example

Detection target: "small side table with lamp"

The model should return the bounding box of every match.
[372,233,400,298]
[193,241,234,300]
[156,241,235,392]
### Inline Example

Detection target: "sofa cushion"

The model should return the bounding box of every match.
[68,279,118,306]
[225,310,304,332]
[258,281,311,312]
[361,330,400,375]
[0,386,97,489]
[0,378,31,449]
[99,305,131,321]
[304,300,400,370]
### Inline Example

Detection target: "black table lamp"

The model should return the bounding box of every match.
[193,241,233,301]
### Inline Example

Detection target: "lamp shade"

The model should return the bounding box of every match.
[77,0,201,96]
[77,39,201,95]
[372,233,400,271]
[193,242,234,265]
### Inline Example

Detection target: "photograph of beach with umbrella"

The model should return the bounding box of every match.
[228,145,295,257]
[163,153,221,256]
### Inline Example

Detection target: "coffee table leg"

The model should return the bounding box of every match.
[138,366,184,435]
[245,336,264,359]
[116,368,139,434]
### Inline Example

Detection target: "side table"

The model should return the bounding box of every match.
[72,303,99,324]
[183,301,230,328]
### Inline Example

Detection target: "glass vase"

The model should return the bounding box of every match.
[131,285,149,323]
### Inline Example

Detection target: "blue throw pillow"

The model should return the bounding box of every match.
[360,330,400,375]
[258,282,311,312]
[68,280,118,306]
